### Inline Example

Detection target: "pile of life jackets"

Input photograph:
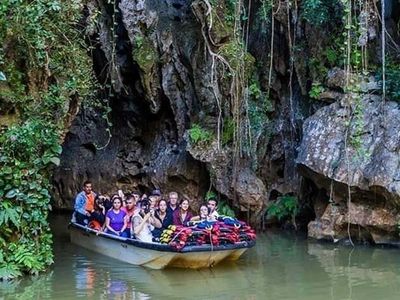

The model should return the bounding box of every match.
[160,216,256,250]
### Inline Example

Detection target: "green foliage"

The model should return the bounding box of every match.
[205,191,217,201]
[188,123,213,145]
[301,0,329,26]
[305,36,343,82]
[222,118,235,146]
[266,195,298,221]
[325,47,339,65]
[249,81,262,100]
[257,0,273,32]
[308,57,329,81]
[0,264,22,281]
[218,40,255,79]
[301,0,342,27]
[132,34,157,72]
[218,201,236,217]
[248,78,272,135]
[224,0,237,24]
[0,0,94,279]
[210,0,238,25]
[309,82,325,99]
[376,58,400,102]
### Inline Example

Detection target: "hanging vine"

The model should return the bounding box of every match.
[0,0,96,279]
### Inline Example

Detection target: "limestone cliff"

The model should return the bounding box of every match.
[52,0,400,242]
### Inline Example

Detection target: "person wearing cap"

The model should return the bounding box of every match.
[151,189,162,205]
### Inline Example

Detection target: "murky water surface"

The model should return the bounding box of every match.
[2,215,400,299]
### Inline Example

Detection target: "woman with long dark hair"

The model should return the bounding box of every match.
[104,197,128,237]
[172,199,193,226]
[152,199,173,239]
[190,204,215,222]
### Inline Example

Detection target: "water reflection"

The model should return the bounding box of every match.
[2,216,400,300]
[307,242,400,300]
[0,272,53,299]
[71,253,152,300]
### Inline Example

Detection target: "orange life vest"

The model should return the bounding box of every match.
[85,193,95,212]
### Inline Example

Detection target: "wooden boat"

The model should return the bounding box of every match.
[69,222,255,269]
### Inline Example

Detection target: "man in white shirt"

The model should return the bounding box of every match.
[207,198,219,219]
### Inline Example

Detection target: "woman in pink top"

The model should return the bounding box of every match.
[172,199,193,226]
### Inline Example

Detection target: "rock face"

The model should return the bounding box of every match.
[298,94,400,244]
[54,0,299,220]
[187,141,266,222]
[308,202,400,245]
[52,0,400,240]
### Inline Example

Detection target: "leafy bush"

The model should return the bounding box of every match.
[188,123,213,145]
[222,118,235,146]
[205,191,217,201]
[0,0,94,279]
[301,0,328,26]
[266,195,298,221]
[309,82,325,99]
[217,201,236,217]
[257,0,273,32]
[376,59,400,102]
[301,0,342,27]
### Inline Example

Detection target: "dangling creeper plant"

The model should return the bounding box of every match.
[381,0,386,101]
[0,0,95,279]
[93,0,122,150]
[192,0,258,222]
[192,0,257,159]
[340,0,373,247]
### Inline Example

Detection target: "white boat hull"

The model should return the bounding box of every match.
[69,224,254,269]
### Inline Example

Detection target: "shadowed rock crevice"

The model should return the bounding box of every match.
[52,0,400,240]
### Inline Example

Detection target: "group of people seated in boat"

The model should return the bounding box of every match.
[72,181,220,243]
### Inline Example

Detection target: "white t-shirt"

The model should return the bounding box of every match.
[132,214,154,243]
[210,210,220,219]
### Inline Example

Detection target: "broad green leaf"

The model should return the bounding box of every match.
[51,144,63,154]
[49,157,60,166]
[5,189,18,199]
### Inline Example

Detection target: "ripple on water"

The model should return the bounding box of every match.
[2,215,400,300]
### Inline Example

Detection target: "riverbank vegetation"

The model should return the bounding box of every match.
[1,0,398,279]
[0,0,94,280]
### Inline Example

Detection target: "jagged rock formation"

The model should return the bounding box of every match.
[52,0,400,241]
[297,94,400,244]
[308,202,400,245]
[53,0,301,224]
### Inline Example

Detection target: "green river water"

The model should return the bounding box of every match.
[1,214,400,300]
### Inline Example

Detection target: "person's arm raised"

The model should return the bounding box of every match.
[133,213,150,236]
[150,211,162,228]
